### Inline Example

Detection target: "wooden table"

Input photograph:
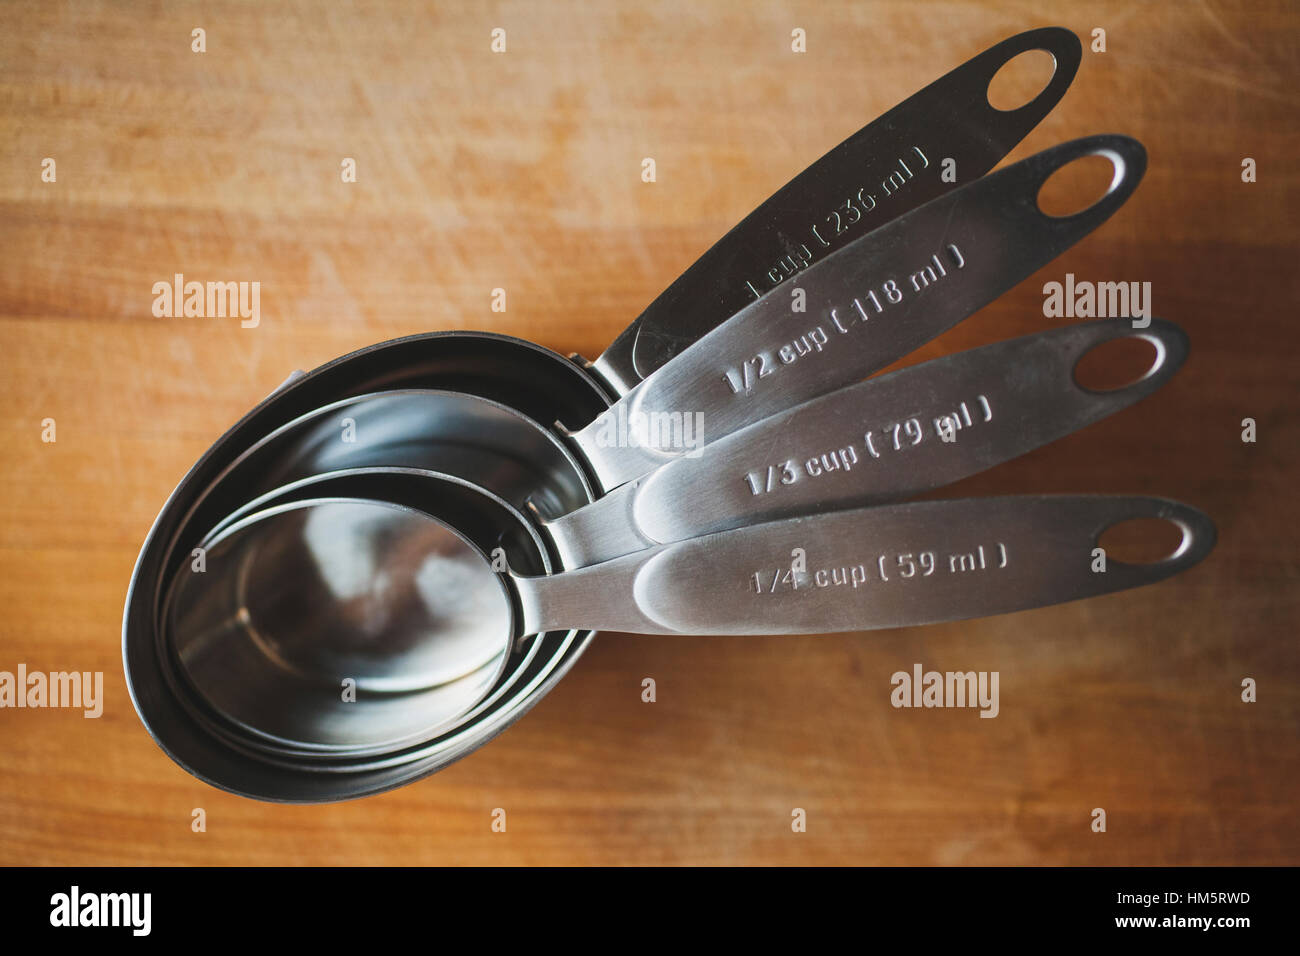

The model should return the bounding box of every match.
[1,0,1296,865]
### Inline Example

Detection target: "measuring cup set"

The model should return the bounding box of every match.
[123,28,1215,801]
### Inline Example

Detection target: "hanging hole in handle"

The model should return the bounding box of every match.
[986,48,1058,112]
[1097,517,1189,565]
[1072,334,1163,392]
[1036,150,1125,218]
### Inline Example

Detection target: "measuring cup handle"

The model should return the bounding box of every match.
[591,26,1083,393]
[615,495,1216,635]
[569,133,1149,490]
[618,319,1188,544]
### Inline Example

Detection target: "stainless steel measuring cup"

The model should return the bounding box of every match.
[125,26,1185,803]
[164,473,1214,797]
[123,130,1152,798]
[155,315,1193,796]
[124,335,609,801]
[162,469,551,759]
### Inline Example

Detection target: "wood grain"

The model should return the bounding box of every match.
[1,0,1296,865]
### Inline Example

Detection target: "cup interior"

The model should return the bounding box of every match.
[124,332,613,801]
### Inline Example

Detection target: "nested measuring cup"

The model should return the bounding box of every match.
[127,133,1149,800]
[125,334,612,802]
[153,318,1202,797]
[126,27,1144,800]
